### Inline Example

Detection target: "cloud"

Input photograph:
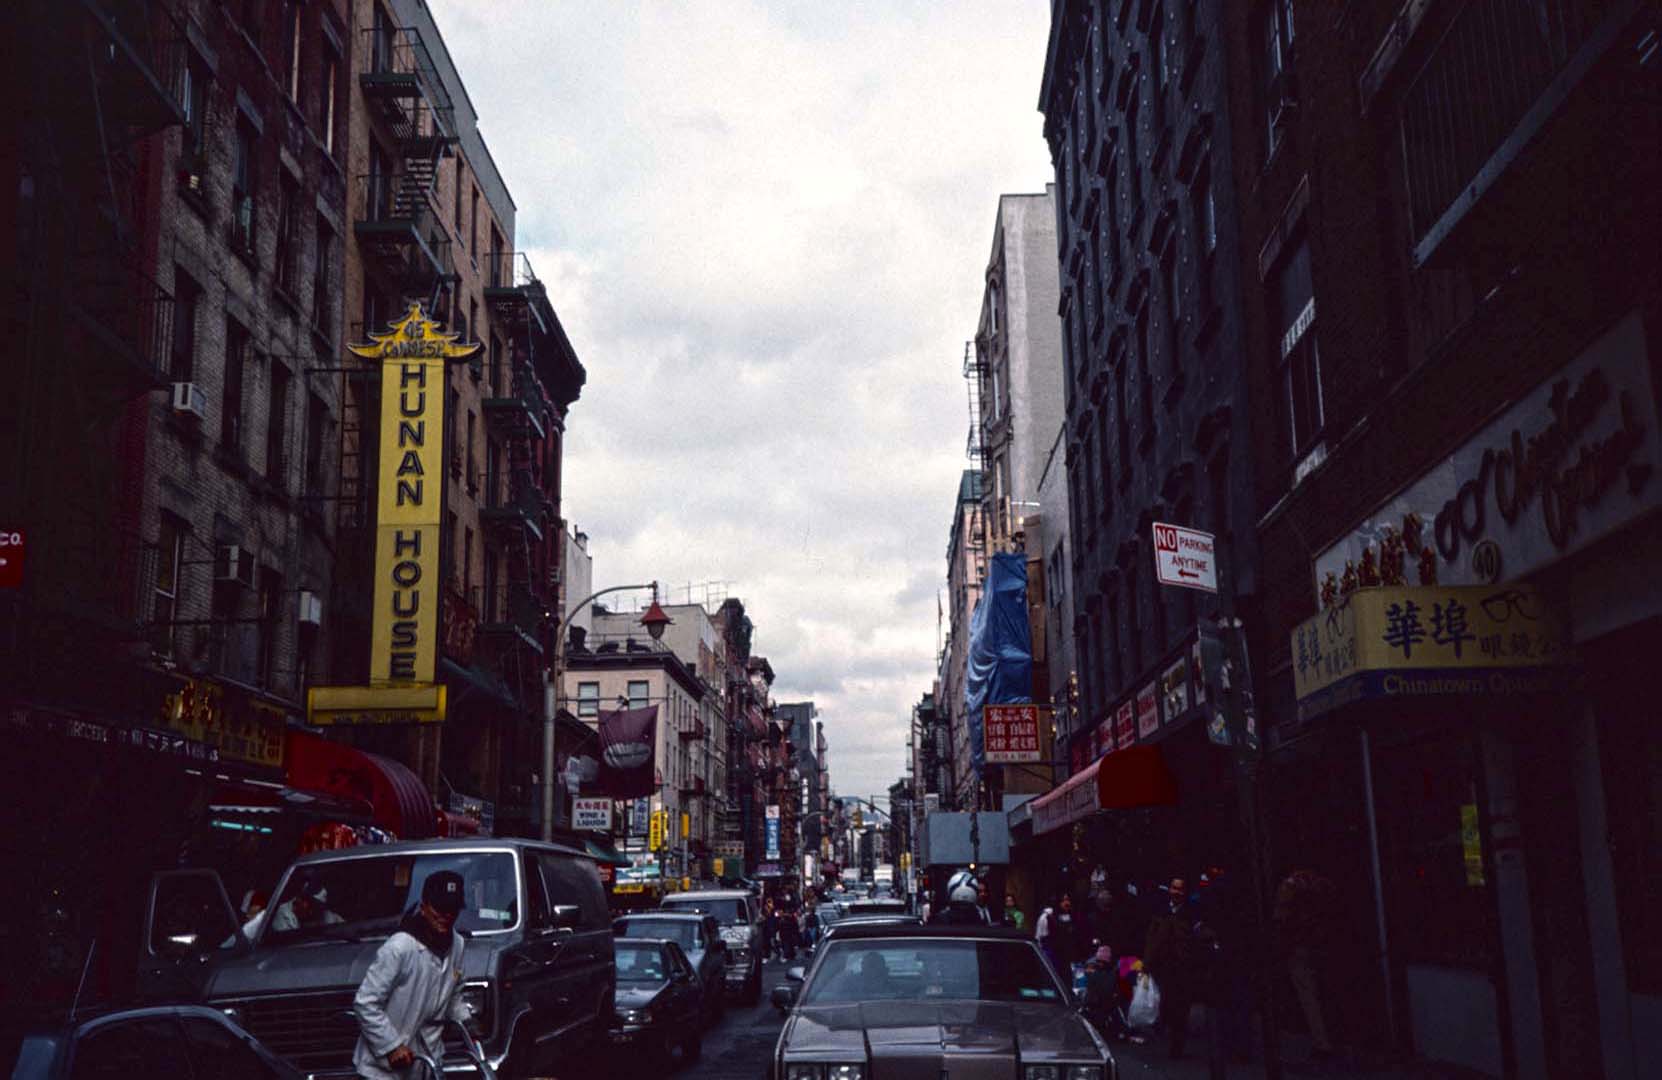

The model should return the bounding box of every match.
[433,0,1054,797]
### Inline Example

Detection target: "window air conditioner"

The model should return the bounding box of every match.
[214,544,256,588]
[171,382,208,420]
[298,589,324,626]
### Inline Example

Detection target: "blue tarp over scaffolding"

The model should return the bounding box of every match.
[964,551,1033,776]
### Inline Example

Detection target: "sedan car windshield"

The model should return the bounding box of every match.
[263,851,518,943]
[615,942,668,983]
[618,918,700,951]
[801,939,1065,1006]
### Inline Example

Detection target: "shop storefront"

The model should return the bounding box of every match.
[1278,308,1662,1078]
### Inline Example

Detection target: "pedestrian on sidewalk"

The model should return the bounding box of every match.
[1037,893,1080,977]
[1275,867,1338,1062]
[1144,876,1202,1060]
[1003,893,1026,930]
[352,871,477,1080]
[761,899,779,962]
[780,901,801,961]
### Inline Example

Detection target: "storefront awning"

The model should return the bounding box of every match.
[285,729,437,839]
[209,779,375,822]
[1031,745,1181,836]
[584,839,633,867]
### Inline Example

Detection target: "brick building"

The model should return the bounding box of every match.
[1223,2,1662,1076]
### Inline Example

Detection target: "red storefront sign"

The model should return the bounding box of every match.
[0,529,23,590]
[1137,683,1159,739]
[984,704,1042,763]
[1115,701,1136,750]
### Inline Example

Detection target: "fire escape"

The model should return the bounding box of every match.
[7,0,185,701]
[477,253,559,690]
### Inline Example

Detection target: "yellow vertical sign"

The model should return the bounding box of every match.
[351,305,479,685]
[680,811,690,839]
[649,811,665,852]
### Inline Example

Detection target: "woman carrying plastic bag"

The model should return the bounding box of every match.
[1126,969,1162,1032]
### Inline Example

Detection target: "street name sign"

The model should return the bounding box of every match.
[1153,522,1217,593]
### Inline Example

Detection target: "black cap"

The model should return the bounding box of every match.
[422,870,466,915]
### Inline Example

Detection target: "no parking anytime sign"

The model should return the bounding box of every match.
[1153,523,1217,593]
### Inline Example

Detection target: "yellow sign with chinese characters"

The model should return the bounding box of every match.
[351,305,479,685]
[1291,585,1568,721]
[649,810,666,852]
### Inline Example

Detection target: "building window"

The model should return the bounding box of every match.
[1095,411,1114,520]
[257,567,283,688]
[1275,238,1323,457]
[1193,163,1217,255]
[276,173,299,295]
[1137,312,1154,439]
[303,391,328,492]
[469,299,478,345]
[222,317,248,453]
[1260,0,1297,157]
[170,268,199,381]
[483,549,499,622]
[320,42,340,154]
[628,680,650,710]
[465,411,477,494]
[578,682,600,718]
[181,61,209,165]
[231,121,257,257]
[462,526,474,598]
[470,188,479,258]
[152,514,185,657]
[1115,364,1130,484]
[1164,246,1182,370]
[312,219,334,336]
[266,362,290,486]
[454,158,464,231]
[489,334,504,394]
[282,0,302,103]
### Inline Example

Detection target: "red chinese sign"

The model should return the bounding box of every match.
[0,529,23,590]
[984,704,1042,763]
[1115,701,1136,750]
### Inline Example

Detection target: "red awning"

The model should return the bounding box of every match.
[284,729,437,839]
[1030,744,1180,836]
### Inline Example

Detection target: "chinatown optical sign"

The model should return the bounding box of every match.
[307,305,474,726]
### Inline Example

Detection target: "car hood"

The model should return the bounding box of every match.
[784,1000,1104,1062]
[616,982,669,1009]
[205,937,490,998]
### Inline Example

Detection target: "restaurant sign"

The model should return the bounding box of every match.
[160,677,286,768]
[1291,584,1568,723]
[1314,311,1658,598]
[351,305,480,685]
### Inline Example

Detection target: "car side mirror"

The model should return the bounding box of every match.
[771,983,798,1012]
[551,904,581,930]
[786,966,805,983]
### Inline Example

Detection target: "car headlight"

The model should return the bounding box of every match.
[458,980,493,1037]
[1024,1067,1059,1080]
[616,1007,654,1025]
[786,1066,864,1080]
[1065,1067,1105,1080]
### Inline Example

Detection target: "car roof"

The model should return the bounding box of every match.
[618,911,706,922]
[289,837,588,866]
[820,924,1032,941]
[662,889,751,900]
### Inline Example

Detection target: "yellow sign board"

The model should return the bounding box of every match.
[649,810,666,852]
[160,677,286,767]
[713,858,725,877]
[680,811,690,839]
[1460,803,1485,886]
[307,684,448,726]
[350,305,479,685]
[1291,585,1567,722]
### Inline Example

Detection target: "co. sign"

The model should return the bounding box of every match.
[0,528,25,590]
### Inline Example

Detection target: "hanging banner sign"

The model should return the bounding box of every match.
[765,803,782,860]
[351,305,480,686]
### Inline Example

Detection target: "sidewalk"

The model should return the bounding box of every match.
[1109,1031,1472,1080]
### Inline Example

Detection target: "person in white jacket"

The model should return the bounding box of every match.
[353,870,475,1079]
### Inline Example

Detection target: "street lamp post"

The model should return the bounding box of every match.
[543,580,667,841]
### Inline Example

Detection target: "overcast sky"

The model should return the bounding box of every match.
[435,2,1055,801]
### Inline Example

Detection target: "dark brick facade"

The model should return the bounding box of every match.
[1039,0,1262,758]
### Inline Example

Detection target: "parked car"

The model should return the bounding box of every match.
[614,911,727,1023]
[659,888,762,1003]
[140,838,616,1078]
[610,938,707,1066]
[1,1003,303,1080]
[771,925,1115,1079]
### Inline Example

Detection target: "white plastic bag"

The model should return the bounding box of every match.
[1126,971,1162,1030]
